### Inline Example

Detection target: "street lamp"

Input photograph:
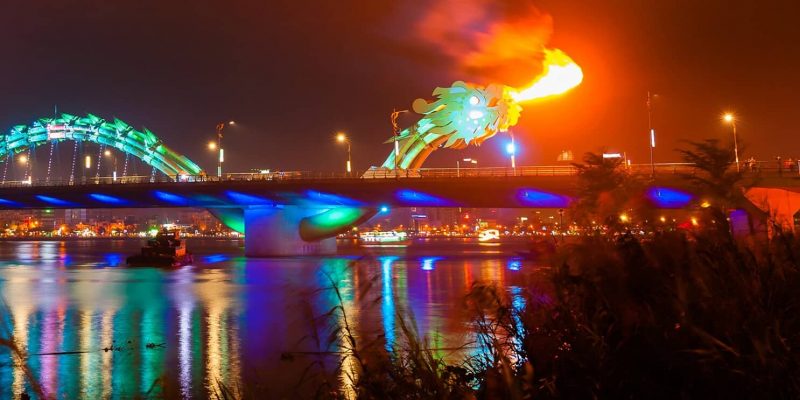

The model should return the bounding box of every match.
[456,158,477,177]
[104,149,118,182]
[505,137,517,174]
[722,113,740,172]
[647,92,657,176]
[18,154,30,184]
[215,121,235,179]
[336,132,352,175]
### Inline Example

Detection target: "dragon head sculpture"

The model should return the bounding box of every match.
[378,81,522,171]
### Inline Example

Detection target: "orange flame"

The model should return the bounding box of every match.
[510,48,583,102]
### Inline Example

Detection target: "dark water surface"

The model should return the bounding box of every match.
[0,238,545,398]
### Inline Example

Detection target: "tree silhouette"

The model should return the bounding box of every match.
[678,139,760,234]
[572,152,644,229]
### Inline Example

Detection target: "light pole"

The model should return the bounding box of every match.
[390,109,407,174]
[84,155,92,183]
[506,136,517,175]
[647,92,656,176]
[336,132,352,176]
[723,113,739,172]
[456,158,477,177]
[215,121,235,179]
[18,154,30,184]
[104,149,118,182]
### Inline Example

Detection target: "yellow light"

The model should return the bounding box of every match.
[700,200,711,208]
[659,216,666,223]
[85,155,91,169]
[691,217,699,226]
[208,141,217,150]
[723,113,735,123]
[228,120,236,125]
[619,213,630,223]
[18,155,27,164]
[104,149,111,157]
[336,132,347,143]
[510,49,584,102]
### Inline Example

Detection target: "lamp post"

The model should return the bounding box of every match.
[390,109,407,174]
[215,121,235,179]
[647,92,656,176]
[336,132,352,176]
[506,135,517,175]
[723,113,739,172]
[456,158,477,177]
[104,149,118,182]
[18,154,30,184]
[84,155,92,184]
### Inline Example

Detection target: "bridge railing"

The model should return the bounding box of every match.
[2,161,798,187]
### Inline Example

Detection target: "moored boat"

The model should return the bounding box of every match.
[358,230,410,245]
[127,230,193,267]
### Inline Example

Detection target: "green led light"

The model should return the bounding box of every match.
[299,207,377,241]
[2,113,204,177]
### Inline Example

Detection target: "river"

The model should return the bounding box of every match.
[0,238,546,398]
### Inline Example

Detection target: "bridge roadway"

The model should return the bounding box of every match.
[0,163,796,210]
[2,164,799,256]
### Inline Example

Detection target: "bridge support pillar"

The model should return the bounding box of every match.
[745,187,800,236]
[244,206,336,257]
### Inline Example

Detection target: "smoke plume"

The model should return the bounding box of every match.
[414,0,554,86]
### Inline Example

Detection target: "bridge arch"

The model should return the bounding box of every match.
[2,113,203,177]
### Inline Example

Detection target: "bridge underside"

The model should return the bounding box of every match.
[0,177,796,255]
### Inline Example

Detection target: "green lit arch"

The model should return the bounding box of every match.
[2,113,204,177]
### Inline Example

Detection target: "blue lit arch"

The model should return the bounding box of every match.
[2,113,204,177]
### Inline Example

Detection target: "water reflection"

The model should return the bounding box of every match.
[0,239,539,398]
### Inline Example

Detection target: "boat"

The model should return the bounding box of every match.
[358,230,410,245]
[478,229,501,242]
[127,230,193,267]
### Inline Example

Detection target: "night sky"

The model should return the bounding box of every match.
[1,0,799,173]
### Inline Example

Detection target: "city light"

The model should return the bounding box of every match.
[208,141,217,150]
[722,112,740,171]
[620,213,630,223]
[336,132,352,174]
[505,142,516,155]
[380,205,389,213]
[85,155,92,169]
[18,155,27,164]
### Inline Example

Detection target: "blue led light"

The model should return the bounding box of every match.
[421,257,443,271]
[506,142,516,155]
[646,187,693,208]
[395,189,453,206]
[517,189,571,208]
[0,198,20,207]
[153,191,189,205]
[303,190,364,207]
[202,254,228,264]
[508,259,522,271]
[104,253,122,267]
[380,205,390,213]
[35,195,75,206]
[89,193,129,205]
[225,191,273,205]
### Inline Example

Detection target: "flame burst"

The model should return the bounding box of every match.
[510,49,583,102]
